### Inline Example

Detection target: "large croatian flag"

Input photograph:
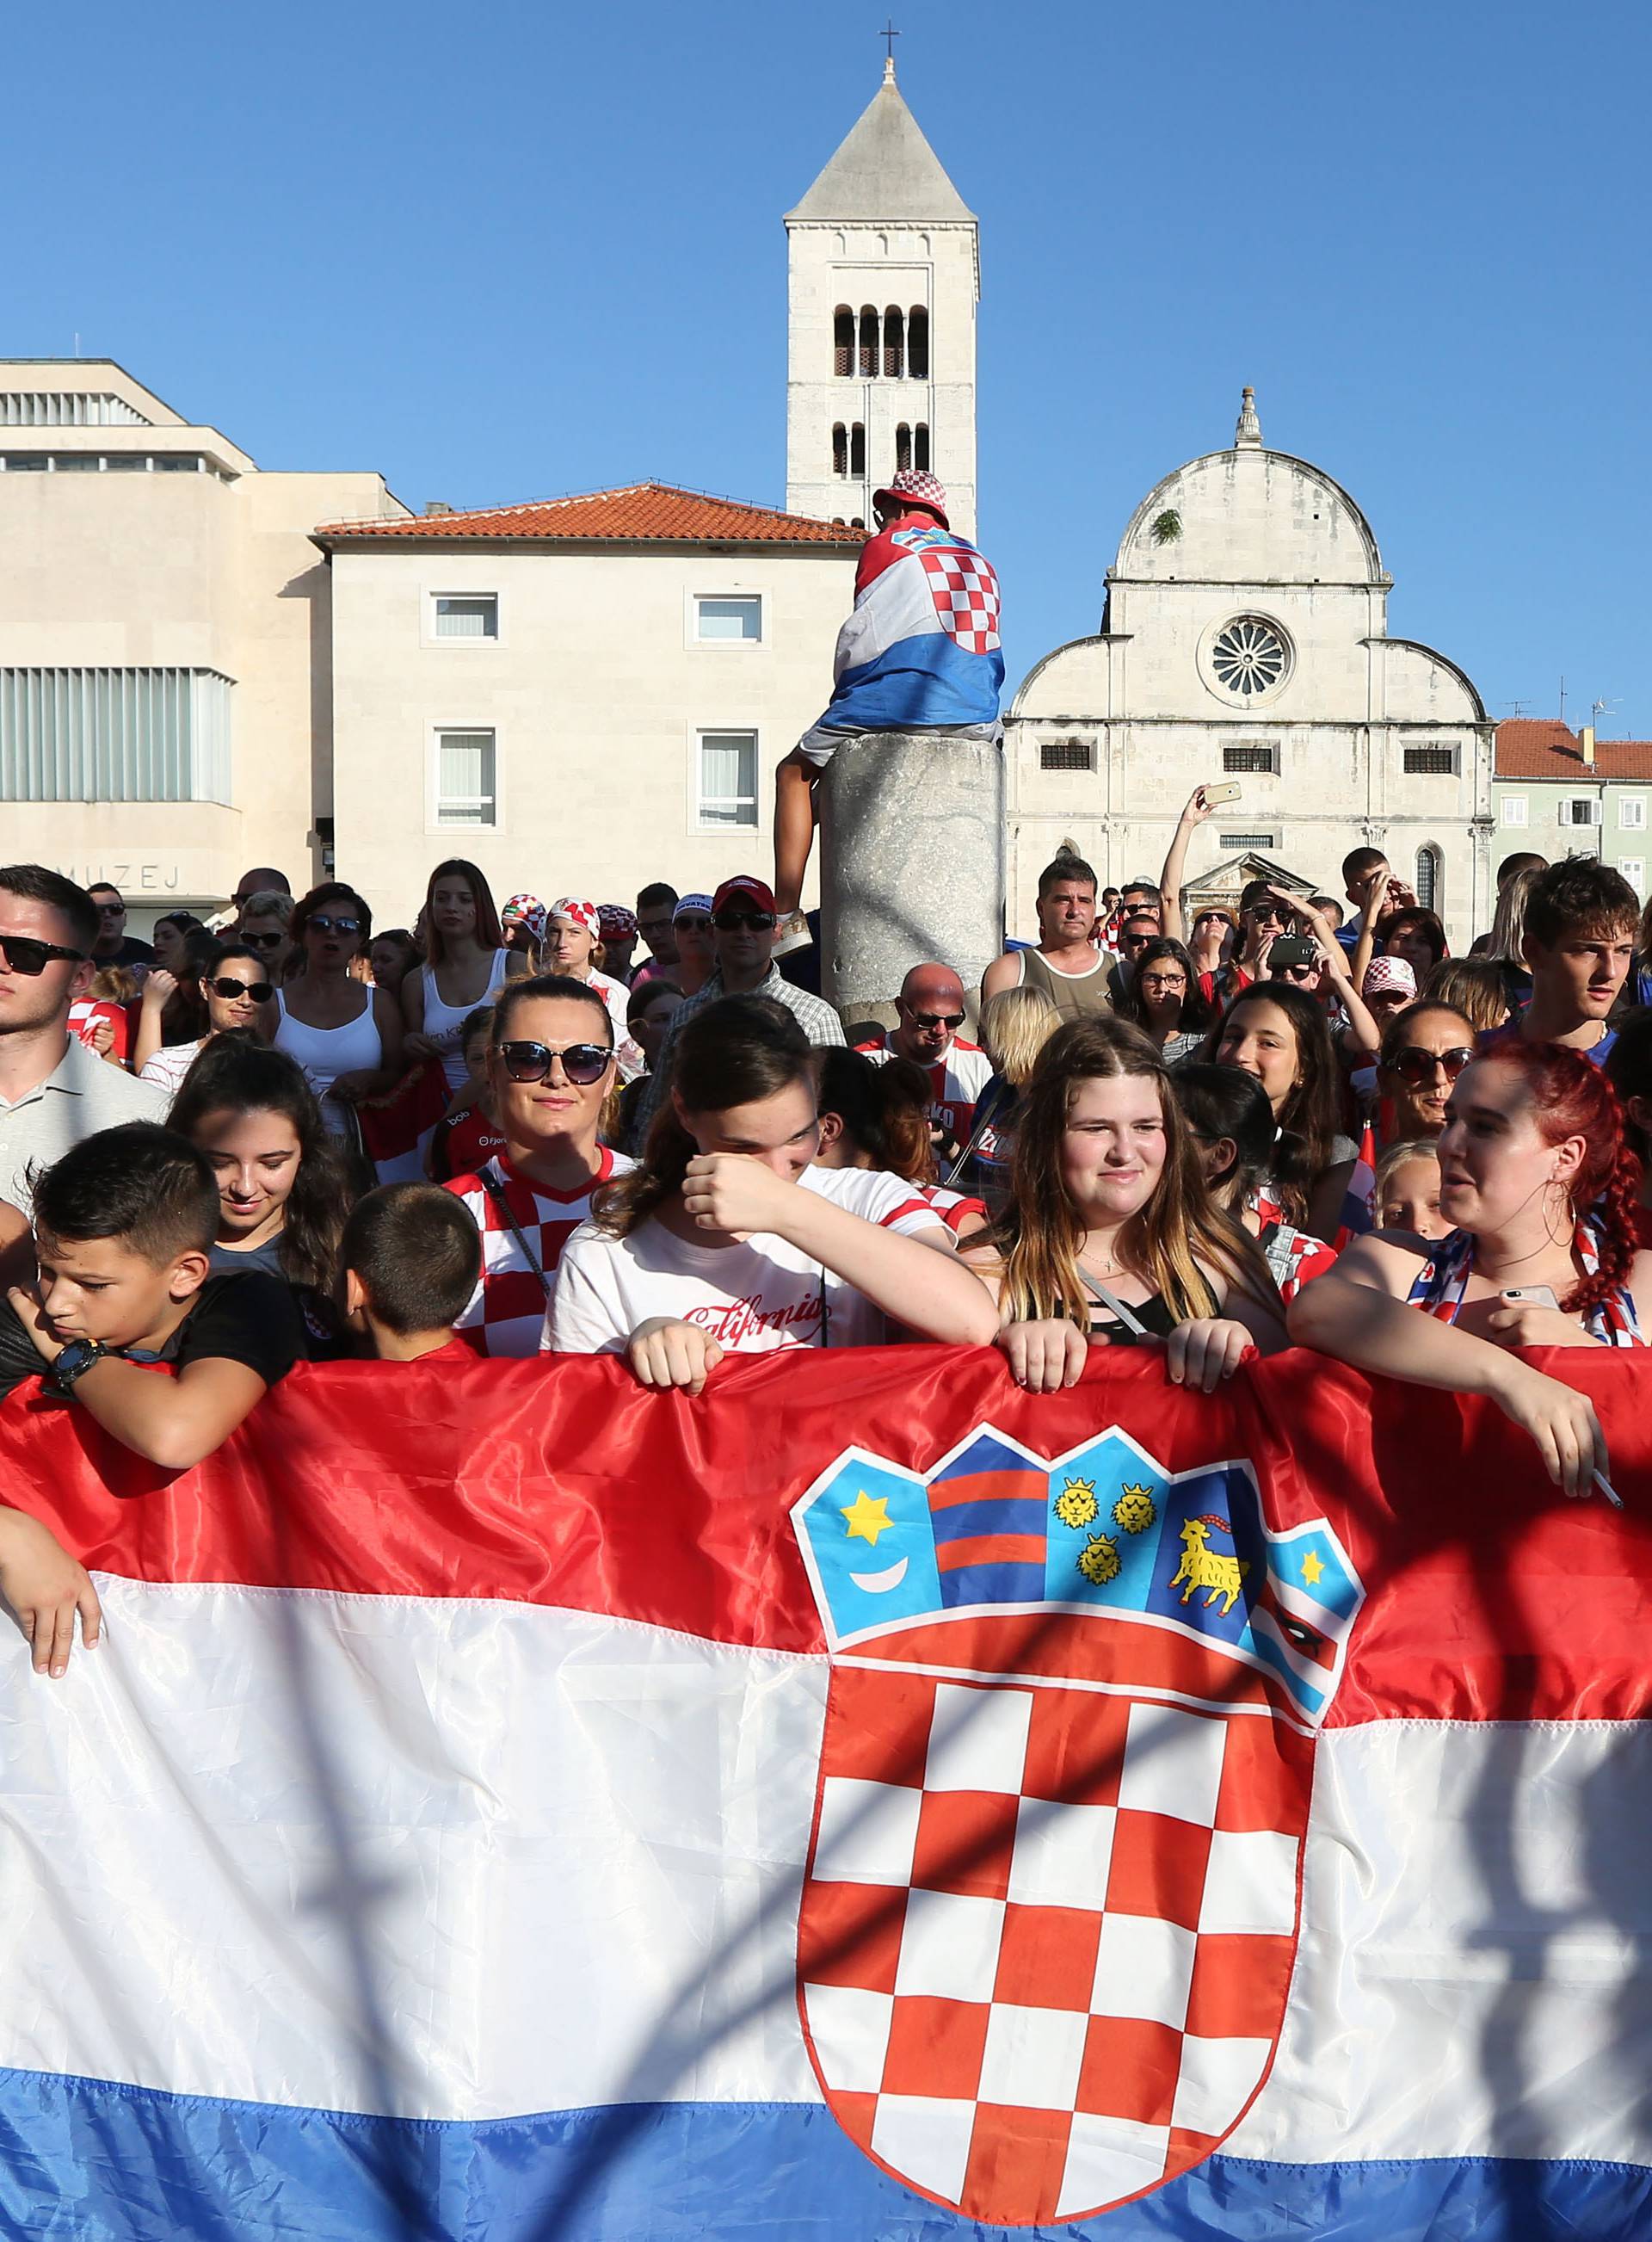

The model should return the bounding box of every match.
[805,522,1004,742]
[0,1344,1648,2239]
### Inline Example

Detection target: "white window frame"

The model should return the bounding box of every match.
[1618,796,1646,831]
[686,590,767,651]
[692,726,761,832]
[1619,857,1645,893]
[423,590,502,648]
[428,723,501,833]
[1560,798,1601,829]
[1500,795,1527,826]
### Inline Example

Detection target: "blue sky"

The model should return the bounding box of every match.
[10,0,1649,732]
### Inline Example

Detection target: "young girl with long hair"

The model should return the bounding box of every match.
[964,1018,1285,1394]
[1205,981,1358,1236]
[264,882,404,1132]
[550,996,996,1387]
[402,860,525,1092]
[1291,1041,1652,1495]
[1117,936,1212,1061]
[1170,1061,1337,1302]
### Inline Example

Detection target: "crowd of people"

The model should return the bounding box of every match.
[0,787,1647,1675]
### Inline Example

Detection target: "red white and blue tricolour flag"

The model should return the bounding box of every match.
[804,522,1004,742]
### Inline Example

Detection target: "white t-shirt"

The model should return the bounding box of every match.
[139,1037,206,1102]
[546,1164,946,1356]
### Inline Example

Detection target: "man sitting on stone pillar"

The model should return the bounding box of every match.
[773,469,1004,945]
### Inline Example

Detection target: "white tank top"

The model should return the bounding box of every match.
[274,986,383,1133]
[420,948,509,1090]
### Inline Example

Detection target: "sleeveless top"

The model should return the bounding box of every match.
[274,986,383,1135]
[420,948,509,1090]
[1016,946,1114,1022]
[1405,1223,1646,1348]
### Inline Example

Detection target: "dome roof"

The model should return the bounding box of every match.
[1114,440,1385,588]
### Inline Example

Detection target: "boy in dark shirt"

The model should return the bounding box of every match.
[338,1183,482,1362]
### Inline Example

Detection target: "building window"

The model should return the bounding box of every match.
[858,306,878,378]
[1039,739,1094,773]
[433,728,496,827]
[697,731,759,829]
[883,306,905,378]
[0,455,48,472]
[831,423,848,476]
[0,391,149,427]
[1404,743,1458,775]
[0,667,231,805]
[1620,858,1645,893]
[850,422,866,479]
[694,595,761,644]
[1619,797,1647,830]
[432,594,498,640]
[833,306,854,376]
[1415,845,1442,911]
[907,306,929,378]
[1209,615,1291,700]
[895,423,911,471]
[914,422,930,471]
[1218,832,1277,852]
[1501,795,1527,826]
[1559,799,1600,828]
[1222,742,1279,774]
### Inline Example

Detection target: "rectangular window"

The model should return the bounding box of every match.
[1619,858,1644,892]
[1561,799,1600,827]
[51,454,101,472]
[103,454,147,472]
[1619,797,1646,830]
[433,728,496,827]
[153,454,202,472]
[0,668,231,804]
[1404,744,1458,775]
[433,594,498,640]
[0,455,48,472]
[1221,742,1278,774]
[1218,832,1277,852]
[695,596,762,644]
[697,730,759,828]
[1039,739,1094,772]
[1501,795,1527,826]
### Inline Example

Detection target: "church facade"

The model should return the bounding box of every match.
[1004,392,1495,954]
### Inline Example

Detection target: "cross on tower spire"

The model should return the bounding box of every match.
[879,19,900,77]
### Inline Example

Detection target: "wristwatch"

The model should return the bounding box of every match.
[50,1337,108,1395]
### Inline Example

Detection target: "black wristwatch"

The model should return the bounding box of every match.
[50,1338,108,1395]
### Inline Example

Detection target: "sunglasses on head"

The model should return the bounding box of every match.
[306,913,361,937]
[713,910,776,933]
[498,1040,613,1086]
[0,933,87,976]
[1390,1045,1475,1087]
[207,976,274,1004]
[242,930,286,950]
[909,1009,965,1031]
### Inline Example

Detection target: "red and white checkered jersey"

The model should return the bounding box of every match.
[856,1031,994,1140]
[915,1180,990,1238]
[69,998,132,1065]
[444,1146,634,1358]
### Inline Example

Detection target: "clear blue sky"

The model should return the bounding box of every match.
[10,0,1649,734]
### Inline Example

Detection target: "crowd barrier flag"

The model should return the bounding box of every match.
[0,1342,1648,2240]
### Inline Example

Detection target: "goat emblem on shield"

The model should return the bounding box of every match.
[790,1424,1363,2226]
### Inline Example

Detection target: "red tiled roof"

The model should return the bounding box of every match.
[313,481,866,547]
[1495,720,1652,781]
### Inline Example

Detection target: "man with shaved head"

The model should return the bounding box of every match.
[855,961,993,1150]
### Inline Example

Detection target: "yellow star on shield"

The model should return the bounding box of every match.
[840,1491,892,1547]
[1299,1548,1325,1588]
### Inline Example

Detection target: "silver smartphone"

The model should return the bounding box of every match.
[1501,1286,1561,1312]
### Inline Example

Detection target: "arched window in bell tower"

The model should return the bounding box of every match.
[858,307,878,378]
[831,423,848,476]
[895,423,912,471]
[914,423,931,472]
[850,423,866,479]
[832,307,853,376]
[907,306,929,379]
[883,306,905,378]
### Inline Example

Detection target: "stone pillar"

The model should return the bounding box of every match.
[818,730,1005,1019]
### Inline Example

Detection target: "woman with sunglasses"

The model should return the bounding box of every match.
[137,944,277,1100]
[550,996,996,1385]
[669,894,715,997]
[402,860,525,1094]
[1116,936,1212,1062]
[262,883,404,1134]
[1375,1003,1478,1146]
[441,973,632,1356]
[1291,1041,1651,1497]
[541,897,638,1064]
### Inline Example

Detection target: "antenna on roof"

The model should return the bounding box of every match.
[1593,696,1624,738]
[1558,675,1566,727]
[1504,699,1532,719]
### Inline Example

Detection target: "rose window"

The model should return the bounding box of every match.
[1210,617,1289,699]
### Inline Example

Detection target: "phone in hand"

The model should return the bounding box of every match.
[1202,781,1242,806]
[1501,1286,1562,1312]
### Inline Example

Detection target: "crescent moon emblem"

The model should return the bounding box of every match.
[849,1555,909,1594]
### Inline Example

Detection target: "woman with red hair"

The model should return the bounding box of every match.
[1289,1041,1649,1496]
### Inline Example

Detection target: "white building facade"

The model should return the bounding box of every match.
[1007,392,1495,954]
[1492,721,1652,899]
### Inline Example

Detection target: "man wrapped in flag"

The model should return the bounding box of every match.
[773,468,1004,940]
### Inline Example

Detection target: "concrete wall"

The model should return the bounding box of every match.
[328,542,857,926]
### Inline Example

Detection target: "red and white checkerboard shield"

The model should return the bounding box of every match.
[797,1627,1312,2224]
[919,546,1002,656]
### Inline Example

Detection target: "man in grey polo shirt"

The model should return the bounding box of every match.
[0,866,167,1217]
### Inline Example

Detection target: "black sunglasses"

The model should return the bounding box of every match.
[242,930,287,950]
[96,901,125,917]
[207,976,274,1004]
[674,915,712,933]
[909,1009,965,1031]
[306,913,362,937]
[713,910,776,933]
[0,933,87,976]
[1390,1045,1475,1087]
[499,1040,614,1086]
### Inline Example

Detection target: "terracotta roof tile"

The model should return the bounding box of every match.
[314,481,866,547]
[1495,720,1652,781]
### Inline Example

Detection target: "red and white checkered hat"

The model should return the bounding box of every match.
[1363,955,1418,1000]
[872,467,949,528]
[548,897,600,938]
[597,904,637,941]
